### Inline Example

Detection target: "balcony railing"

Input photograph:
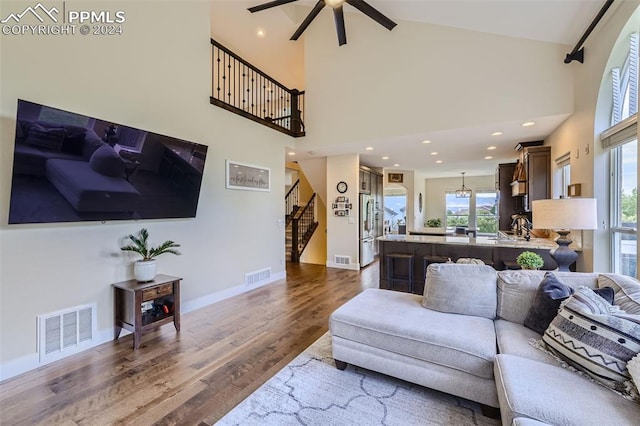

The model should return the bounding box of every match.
[210,39,305,137]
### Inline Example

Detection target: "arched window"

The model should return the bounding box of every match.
[602,32,638,277]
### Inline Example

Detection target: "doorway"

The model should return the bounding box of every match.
[384,185,407,234]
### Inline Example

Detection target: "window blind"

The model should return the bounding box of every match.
[601,113,638,149]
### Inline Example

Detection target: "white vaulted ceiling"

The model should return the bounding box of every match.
[213,0,612,177]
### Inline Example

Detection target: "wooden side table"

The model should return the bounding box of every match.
[113,274,181,349]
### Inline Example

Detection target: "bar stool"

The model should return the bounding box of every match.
[386,253,415,293]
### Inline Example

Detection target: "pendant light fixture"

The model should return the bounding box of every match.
[455,172,472,198]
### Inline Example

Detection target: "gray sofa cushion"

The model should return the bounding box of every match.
[497,270,599,324]
[331,288,497,379]
[495,354,640,426]
[422,263,497,319]
[25,123,66,151]
[494,319,558,366]
[46,159,140,212]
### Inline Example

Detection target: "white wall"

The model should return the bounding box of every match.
[300,11,573,152]
[0,1,290,377]
[326,154,359,269]
[546,1,640,272]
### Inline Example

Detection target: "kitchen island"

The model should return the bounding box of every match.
[379,234,578,294]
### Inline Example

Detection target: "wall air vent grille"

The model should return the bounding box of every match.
[335,255,351,265]
[245,268,272,286]
[38,304,96,363]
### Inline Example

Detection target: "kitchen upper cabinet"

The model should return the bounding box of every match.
[525,146,551,211]
[359,168,371,194]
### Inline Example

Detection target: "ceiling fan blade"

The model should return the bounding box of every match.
[291,0,325,40]
[346,0,397,31]
[248,0,298,13]
[334,5,347,46]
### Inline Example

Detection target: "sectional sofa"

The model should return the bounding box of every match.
[330,264,640,425]
[12,120,140,213]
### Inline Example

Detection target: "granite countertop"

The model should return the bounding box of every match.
[378,234,581,251]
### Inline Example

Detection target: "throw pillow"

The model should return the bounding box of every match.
[523,272,574,334]
[542,286,640,392]
[627,354,640,394]
[25,123,66,151]
[422,263,497,319]
[89,144,126,177]
[60,126,86,155]
[456,258,485,265]
[598,274,640,314]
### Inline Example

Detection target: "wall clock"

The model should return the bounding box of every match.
[337,181,348,193]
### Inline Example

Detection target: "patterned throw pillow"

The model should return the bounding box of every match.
[598,274,640,315]
[542,287,640,391]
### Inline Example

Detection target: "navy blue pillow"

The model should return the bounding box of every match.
[61,127,86,155]
[524,272,574,334]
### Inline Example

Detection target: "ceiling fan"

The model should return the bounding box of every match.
[248,0,397,46]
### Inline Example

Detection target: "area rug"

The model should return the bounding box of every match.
[215,333,500,425]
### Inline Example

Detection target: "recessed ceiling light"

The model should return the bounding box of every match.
[382,156,389,160]
[484,156,493,160]
[491,131,503,136]
[256,28,266,38]
[487,146,497,150]
[365,146,374,151]
[436,160,443,164]
[430,152,438,156]
[422,140,432,144]
[393,163,400,167]
[288,152,295,156]
[522,121,536,127]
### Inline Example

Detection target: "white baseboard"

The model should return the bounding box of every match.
[0,271,285,382]
[326,261,360,271]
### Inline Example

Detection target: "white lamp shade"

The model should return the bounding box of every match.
[532,198,597,230]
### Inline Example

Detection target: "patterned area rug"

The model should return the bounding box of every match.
[216,333,500,426]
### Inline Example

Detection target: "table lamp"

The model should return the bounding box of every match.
[531,198,597,271]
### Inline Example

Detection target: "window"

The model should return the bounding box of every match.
[475,191,498,235]
[556,153,571,199]
[604,32,638,277]
[610,140,637,277]
[445,191,469,228]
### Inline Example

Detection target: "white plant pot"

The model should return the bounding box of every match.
[134,260,157,282]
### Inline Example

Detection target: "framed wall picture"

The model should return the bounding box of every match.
[567,183,581,197]
[226,160,271,191]
[388,173,403,183]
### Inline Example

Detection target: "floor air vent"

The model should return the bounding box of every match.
[38,304,96,363]
[335,255,351,265]
[245,268,271,286]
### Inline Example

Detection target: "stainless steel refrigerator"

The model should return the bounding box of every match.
[359,194,375,267]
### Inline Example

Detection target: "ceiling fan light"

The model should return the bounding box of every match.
[325,0,346,8]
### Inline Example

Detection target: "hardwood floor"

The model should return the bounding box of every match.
[0,262,379,425]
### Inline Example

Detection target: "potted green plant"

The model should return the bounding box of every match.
[516,251,544,270]
[120,228,181,282]
[425,218,442,228]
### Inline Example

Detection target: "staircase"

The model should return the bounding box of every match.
[285,180,318,262]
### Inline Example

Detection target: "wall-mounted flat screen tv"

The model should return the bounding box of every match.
[8,99,208,224]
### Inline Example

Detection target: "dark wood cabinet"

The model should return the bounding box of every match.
[524,146,551,211]
[498,162,517,230]
[113,274,181,349]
